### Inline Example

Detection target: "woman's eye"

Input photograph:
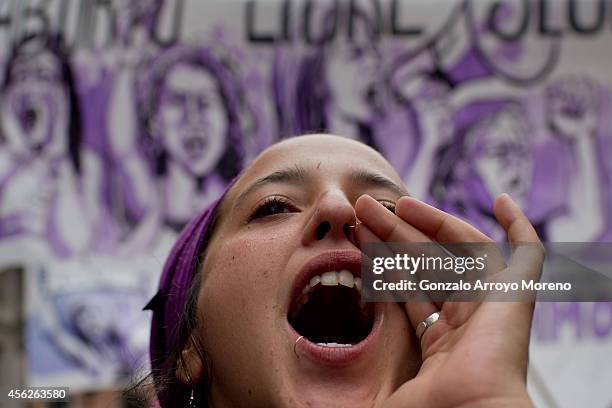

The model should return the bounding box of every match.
[380,201,396,213]
[250,198,296,220]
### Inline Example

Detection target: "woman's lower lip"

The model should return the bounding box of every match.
[287,303,384,368]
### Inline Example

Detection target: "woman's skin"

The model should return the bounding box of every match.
[177,134,542,407]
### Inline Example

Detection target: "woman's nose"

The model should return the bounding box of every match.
[302,190,357,245]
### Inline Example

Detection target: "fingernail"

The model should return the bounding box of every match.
[498,193,519,209]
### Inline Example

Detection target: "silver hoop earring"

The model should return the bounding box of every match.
[185,368,196,408]
[188,388,195,408]
[293,335,304,359]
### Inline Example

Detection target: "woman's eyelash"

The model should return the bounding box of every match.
[249,197,296,220]
[380,201,396,213]
[249,197,395,221]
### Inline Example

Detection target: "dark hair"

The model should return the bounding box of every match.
[138,46,245,183]
[294,51,330,134]
[1,33,82,173]
[126,204,224,407]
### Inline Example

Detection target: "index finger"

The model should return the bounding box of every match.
[355,194,429,243]
[395,196,506,272]
[395,196,493,243]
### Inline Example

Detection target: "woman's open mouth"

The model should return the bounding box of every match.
[289,270,374,345]
[286,250,382,366]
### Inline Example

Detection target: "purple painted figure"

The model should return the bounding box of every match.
[137,46,246,231]
[286,2,387,149]
[540,76,605,241]
[109,0,164,47]
[96,0,168,255]
[385,0,558,200]
[0,34,104,258]
[273,1,419,176]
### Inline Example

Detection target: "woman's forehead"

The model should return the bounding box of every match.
[237,135,401,190]
[210,135,406,221]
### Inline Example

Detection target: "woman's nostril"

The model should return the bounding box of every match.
[342,223,351,237]
[316,221,331,240]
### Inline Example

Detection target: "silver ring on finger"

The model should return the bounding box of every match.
[416,312,440,341]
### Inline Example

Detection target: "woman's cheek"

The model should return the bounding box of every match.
[197,229,297,376]
[201,226,297,320]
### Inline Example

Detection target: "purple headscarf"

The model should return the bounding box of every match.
[144,181,236,406]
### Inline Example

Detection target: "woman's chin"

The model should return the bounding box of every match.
[287,390,386,408]
[280,360,400,408]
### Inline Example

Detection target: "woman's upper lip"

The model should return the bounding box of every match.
[287,249,362,313]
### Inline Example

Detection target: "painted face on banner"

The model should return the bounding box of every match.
[157,63,228,176]
[1,50,67,156]
[323,4,383,123]
[468,107,532,208]
[326,42,382,121]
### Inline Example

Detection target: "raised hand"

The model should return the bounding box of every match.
[547,76,599,141]
[355,194,544,408]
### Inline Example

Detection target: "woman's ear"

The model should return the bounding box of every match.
[175,337,204,386]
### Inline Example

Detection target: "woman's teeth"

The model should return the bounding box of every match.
[301,270,362,295]
[295,270,363,310]
[315,342,352,347]
[321,270,362,289]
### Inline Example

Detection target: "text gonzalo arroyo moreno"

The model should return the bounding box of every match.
[370,254,571,294]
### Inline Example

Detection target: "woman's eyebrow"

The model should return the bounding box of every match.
[234,166,408,209]
[235,165,308,205]
[349,169,409,197]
